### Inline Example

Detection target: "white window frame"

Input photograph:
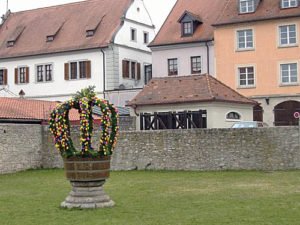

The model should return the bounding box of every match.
[279,61,299,86]
[278,24,298,47]
[236,64,256,88]
[236,28,255,51]
[225,111,242,122]
[130,28,137,42]
[281,0,298,8]
[35,63,54,83]
[68,60,89,80]
[123,59,139,80]
[143,31,149,44]
[191,56,202,74]
[239,0,255,14]
[17,66,28,84]
[0,68,5,85]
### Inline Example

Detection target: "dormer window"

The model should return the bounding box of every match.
[46,35,54,42]
[6,25,25,48]
[239,0,255,14]
[86,30,95,37]
[183,22,192,36]
[7,41,15,47]
[46,21,64,43]
[281,0,298,8]
[178,11,202,37]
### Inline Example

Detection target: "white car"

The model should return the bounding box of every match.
[231,121,269,128]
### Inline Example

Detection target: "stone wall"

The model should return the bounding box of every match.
[112,128,300,171]
[0,124,299,174]
[0,124,43,174]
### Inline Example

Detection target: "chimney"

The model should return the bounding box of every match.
[19,89,25,98]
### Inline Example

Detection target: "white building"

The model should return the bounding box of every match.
[148,0,228,78]
[127,74,257,130]
[0,0,155,106]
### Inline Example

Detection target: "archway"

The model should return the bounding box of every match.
[274,100,300,126]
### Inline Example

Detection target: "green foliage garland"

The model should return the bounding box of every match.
[49,88,119,158]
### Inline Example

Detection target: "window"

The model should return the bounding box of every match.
[168,58,178,76]
[237,29,254,50]
[144,64,152,84]
[238,66,255,87]
[143,32,149,44]
[239,0,255,13]
[130,28,136,41]
[182,22,192,36]
[86,30,95,37]
[191,56,201,74]
[15,67,29,84]
[64,61,91,80]
[279,24,297,46]
[36,64,53,82]
[122,59,141,80]
[0,69,7,85]
[281,0,298,8]
[226,112,241,120]
[280,63,298,84]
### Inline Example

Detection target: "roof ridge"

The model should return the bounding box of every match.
[214,0,231,25]
[205,74,215,99]
[10,0,89,15]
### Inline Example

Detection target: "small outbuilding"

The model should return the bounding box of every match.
[127,74,257,130]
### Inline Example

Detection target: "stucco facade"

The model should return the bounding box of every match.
[215,17,300,126]
[131,102,253,129]
[151,42,215,77]
[0,0,155,107]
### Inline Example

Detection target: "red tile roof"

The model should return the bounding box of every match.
[127,74,257,106]
[0,0,132,59]
[0,97,81,122]
[149,0,228,47]
[214,0,300,26]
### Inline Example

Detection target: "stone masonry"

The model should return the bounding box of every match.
[0,124,299,174]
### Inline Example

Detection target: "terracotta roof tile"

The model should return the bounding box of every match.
[214,0,300,26]
[127,74,257,106]
[0,97,82,121]
[149,0,228,47]
[0,0,132,59]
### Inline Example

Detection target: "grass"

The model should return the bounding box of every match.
[0,170,299,225]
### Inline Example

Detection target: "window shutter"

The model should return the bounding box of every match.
[122,60,129,78]
[15,68,18,84]
[137,63,141,80]
[25,67,29,83]
[86,60,91,79]
[3,69,7,85]
[64,63,69,80]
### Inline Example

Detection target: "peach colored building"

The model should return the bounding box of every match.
[214,0,300,126]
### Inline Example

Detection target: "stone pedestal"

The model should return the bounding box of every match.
[61,180,115,209]
[61,156,114,209]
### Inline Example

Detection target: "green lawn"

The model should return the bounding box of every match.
[0,170,299,225]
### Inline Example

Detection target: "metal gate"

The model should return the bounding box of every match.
[140,110,207,130]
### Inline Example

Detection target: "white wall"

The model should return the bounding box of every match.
[114,0,155,52]
[0,49,104,101]
[151,43,215,77]
[131,102,253,129]
[118,46,152,88]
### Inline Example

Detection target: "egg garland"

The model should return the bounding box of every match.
[49,96,119,158]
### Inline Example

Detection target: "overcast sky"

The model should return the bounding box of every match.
[0,0,176,30]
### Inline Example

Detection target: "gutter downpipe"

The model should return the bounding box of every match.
[100,49,106,99]
[205,41,210,75]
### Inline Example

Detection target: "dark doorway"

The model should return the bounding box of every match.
[253,104,263,122]
[274,100,300,126]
